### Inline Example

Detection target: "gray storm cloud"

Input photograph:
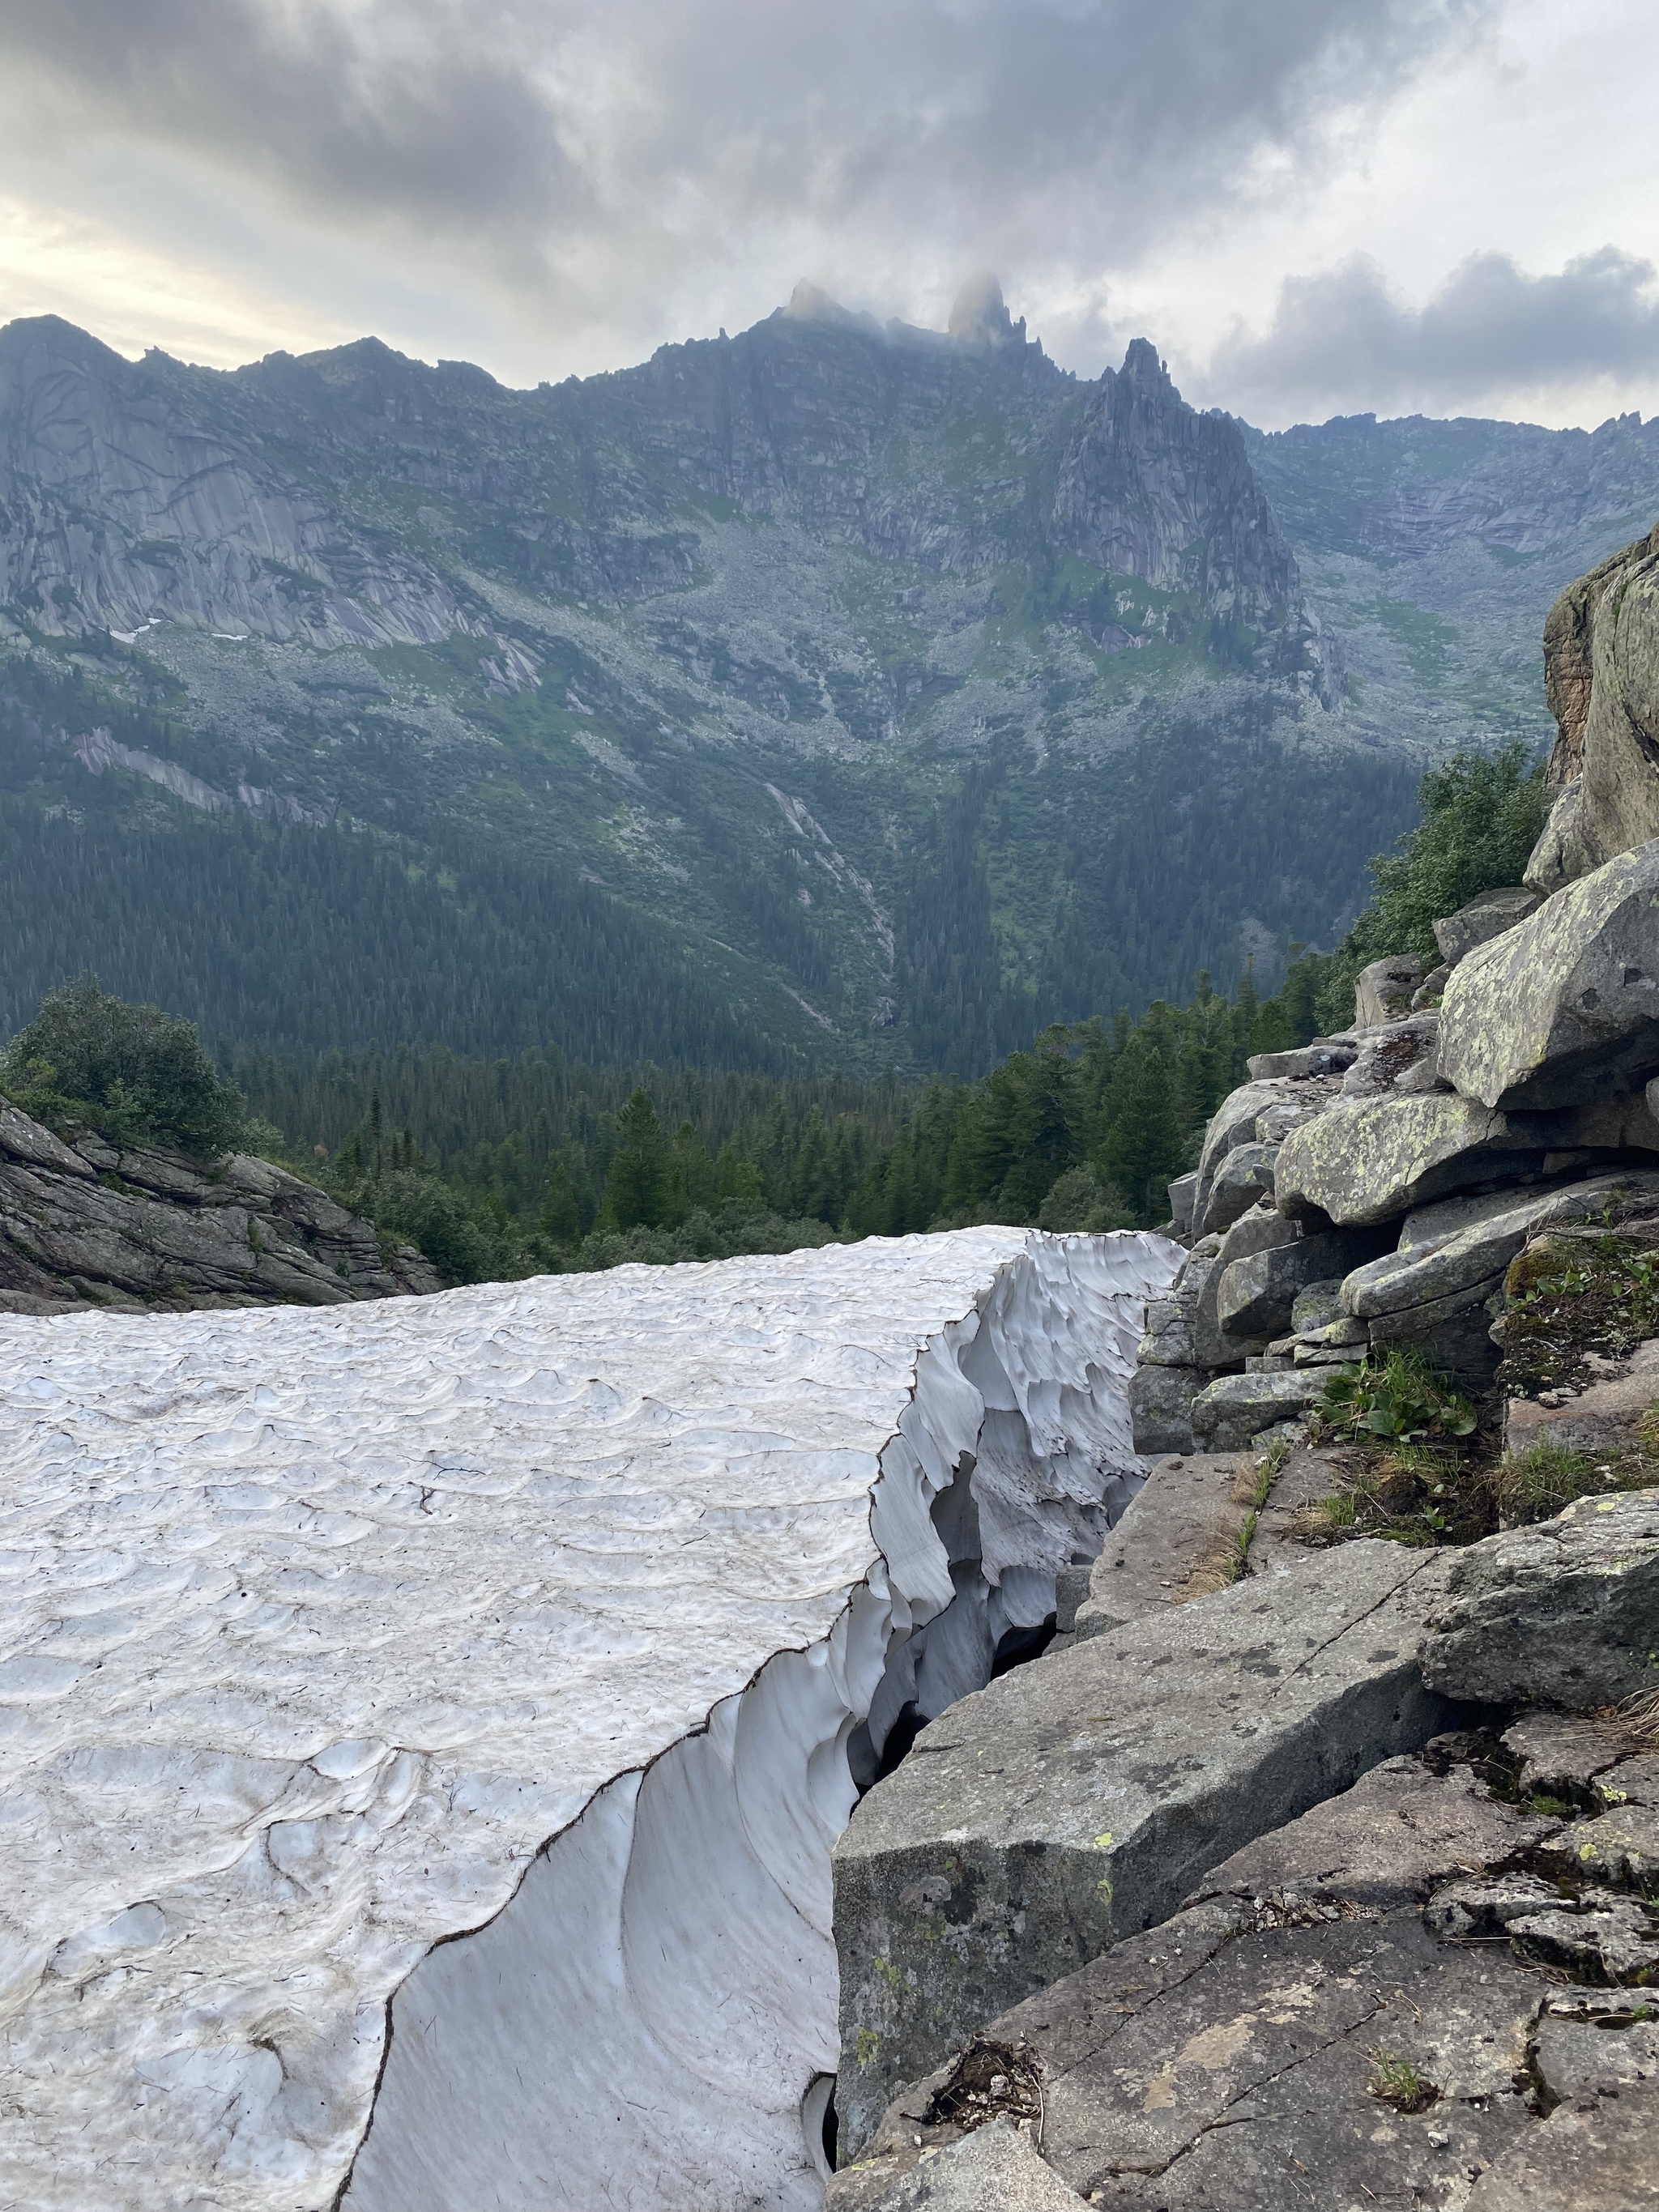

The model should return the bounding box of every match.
[1208,247,1659,420]
[0,0,1493,347]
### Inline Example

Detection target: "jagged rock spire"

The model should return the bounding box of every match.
[948,274,1026,348]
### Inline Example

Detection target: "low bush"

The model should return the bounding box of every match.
[2,974,245,1160]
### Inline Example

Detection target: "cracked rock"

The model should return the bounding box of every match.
[832,1541,1456,2159]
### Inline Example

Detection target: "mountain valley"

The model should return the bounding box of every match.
[3,280,1657,1074]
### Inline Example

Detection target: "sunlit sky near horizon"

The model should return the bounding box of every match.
[1,0,1656,430]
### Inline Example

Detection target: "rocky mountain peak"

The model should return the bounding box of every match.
[946,273,1026,349]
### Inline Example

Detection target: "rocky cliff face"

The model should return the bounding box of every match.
[0,288,1317,676]
[4,289,1659,1074]
[1526,522,1659,892]
[0,1095,438,1312]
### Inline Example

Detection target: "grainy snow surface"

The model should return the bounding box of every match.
[0,1228,1173,2210]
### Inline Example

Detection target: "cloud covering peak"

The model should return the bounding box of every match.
[0,0,1654,428]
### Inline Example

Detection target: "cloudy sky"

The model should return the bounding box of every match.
[0,0,1654,428]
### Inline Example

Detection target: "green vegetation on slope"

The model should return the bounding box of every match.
[2,743,1550,1288]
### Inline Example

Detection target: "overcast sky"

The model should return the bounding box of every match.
[0,0,1654,429]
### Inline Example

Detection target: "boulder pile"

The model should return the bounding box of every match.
[827,531,1659,2211]
[1132,523,1659,1464]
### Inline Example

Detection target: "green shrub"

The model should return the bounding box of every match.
[1036,1164,1136,1232]
[1318,1350,1476,1444]
[1348,744,1549,969]
[2,975,245,1160]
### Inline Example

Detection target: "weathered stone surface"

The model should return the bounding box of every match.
[1435,886,1543,968]
[1166,1170,1200,1235]
[1367,1272,1507,1383]
[1189,1366,1339,1447]
[1073,1453,1256,1638]
[833,1541,1456,2157]
[1525,521,1659,894]
[1127,1361,1200,1455]
[1527,777,1603,898]
[1290,1277,1347,1332]
[1196,1142,1278,1235]
[1276,1090,1550,1227]
[1468,2077,1659,2210]
[1218,1224,1389,1338]
[1244,1042,1356,1080]
[1135,1294,1196,1366]
[1532,2005,1659,2108]
[828,2116,1087,2212]
[1339,1010,1445,1099]
[1247,1443,1363,1566]
[1538,1779,1659,1897]
[1502,1709,1639,1796]
[843,1754,1559,2208]
[1504,1336,1659,1459]
[1439,841,1659,1112]
[1354,953,1424,1025]
[1192,1077,1341,1232]
[0,1094,440,1311]
[1420,1488,1659,1709]
[1346,1172,1659,1323]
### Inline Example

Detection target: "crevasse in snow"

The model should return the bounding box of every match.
[0,1227,1175,2210]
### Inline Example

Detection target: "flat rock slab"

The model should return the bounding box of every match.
[832,1541,1456,2157]
[0,1229,1171,2212]
[841,1754,1563,2209]
[1421,1486,1659,1708]
[827,2116,1087,2212]
[1506,1336,1659,1458]
[1073,1453,1256,1636]
[1466,2079,1659,2209]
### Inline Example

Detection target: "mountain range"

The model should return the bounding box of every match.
[3,277,1658,1075]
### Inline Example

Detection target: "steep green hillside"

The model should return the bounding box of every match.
[5,288,1657,1073]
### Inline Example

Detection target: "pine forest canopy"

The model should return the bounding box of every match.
[0,737,1544,1289]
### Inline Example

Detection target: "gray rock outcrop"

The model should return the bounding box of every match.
[834,1728,1659,2212]
[1439,840,1659,1110]
[1420,1485,1659,1708]
[1435,885,1542,968]
[0,1093,437,1310]
[1528,521,1659,893]
[831,1541,1455,2159]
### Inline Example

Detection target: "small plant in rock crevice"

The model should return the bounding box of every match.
[1493,1431,1658,1528]
[1499,1223,1659,1397]
[1367,2050,1439,2113]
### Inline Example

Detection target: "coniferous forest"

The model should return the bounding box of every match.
[0,741,1548,1288]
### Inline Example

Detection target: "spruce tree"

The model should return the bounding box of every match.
[605,1089,669,1230]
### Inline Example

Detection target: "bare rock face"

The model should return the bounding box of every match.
[831,1541,1456,2161]
[837,1724,1659,2212]
[1528,521,1659,892]
[1274,1089,1550,1227]
[1439,841,1659,1110]
[1420,1486,1659,1709]
[1354,953,1424,1026]
[1435,886,1545,969]
[0,1093,437,1310]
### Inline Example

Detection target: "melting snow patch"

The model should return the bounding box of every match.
[0,1228,1174,2210]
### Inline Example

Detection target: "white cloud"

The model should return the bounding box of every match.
[1204,248,1659,424]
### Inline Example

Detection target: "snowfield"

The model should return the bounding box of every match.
[0,1228,1174,2210]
